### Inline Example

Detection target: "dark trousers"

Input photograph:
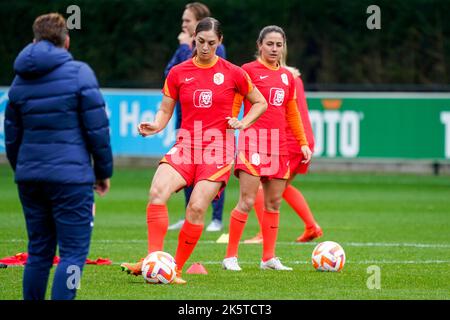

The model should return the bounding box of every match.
[17,182,94,300]
[183,186,225,221]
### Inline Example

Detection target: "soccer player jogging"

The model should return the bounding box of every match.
[121,18,267,284]
[223,25,312,271]
[164,2,228,233]
[244,46,322,244]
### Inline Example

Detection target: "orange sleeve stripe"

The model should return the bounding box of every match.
[286,99,308,146]
[232,93,244,118]
[247,79,253,94]
[163,79,172,98]
[244,71,254,94]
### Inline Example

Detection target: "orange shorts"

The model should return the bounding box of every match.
[288,152,311,175]
[234,151,290,181]
[160,144,233,197]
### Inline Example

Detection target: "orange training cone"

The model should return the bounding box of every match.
[186,263,208,274]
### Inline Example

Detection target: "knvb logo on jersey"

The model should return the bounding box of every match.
[281,73,289,86]
[193,89,213,108]
[213,73,224,85]
[269,88,285,107]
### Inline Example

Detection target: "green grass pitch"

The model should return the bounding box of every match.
[0,164,449,300]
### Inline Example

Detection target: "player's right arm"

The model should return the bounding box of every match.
[138,95,176,137]
[139,67,179,137]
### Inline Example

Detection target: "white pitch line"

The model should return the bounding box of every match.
[326,242,450,249]
[110,260,450,266]
[5,260,449,268]
[2,239,450,248]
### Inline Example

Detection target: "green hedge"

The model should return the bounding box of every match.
[0,0,449,88]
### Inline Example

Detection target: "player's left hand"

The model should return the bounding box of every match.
[301,145,312,164]
[226,117,246,130]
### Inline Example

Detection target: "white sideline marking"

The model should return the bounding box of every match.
[3,239,450,248]
[112,260,450,266]
[5,260,449,268]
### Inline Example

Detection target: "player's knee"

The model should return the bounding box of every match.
[149,185,168,204]
[186,201,206,224]
[237,194,255,213]
[265,196,282,212]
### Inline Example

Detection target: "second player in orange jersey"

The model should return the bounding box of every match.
[121,18,267,284]
[245,47,323,245]
[223,25,312,271]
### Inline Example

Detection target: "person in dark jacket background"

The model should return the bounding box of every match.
[4,13,113,300]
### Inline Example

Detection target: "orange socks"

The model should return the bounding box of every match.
[225,209,248,258]
[146,203,169,253]
[253,187,264,233]
[283,184,316,228]
[262,209,279,262]
[175,220,203,271]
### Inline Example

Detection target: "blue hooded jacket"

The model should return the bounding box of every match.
[4,40,113,184]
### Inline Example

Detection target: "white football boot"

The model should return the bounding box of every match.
[168,219,185,230]
[260,257,293,271]
[222,257,242,271]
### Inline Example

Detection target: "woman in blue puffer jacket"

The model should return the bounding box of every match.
[4,13,112,300]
